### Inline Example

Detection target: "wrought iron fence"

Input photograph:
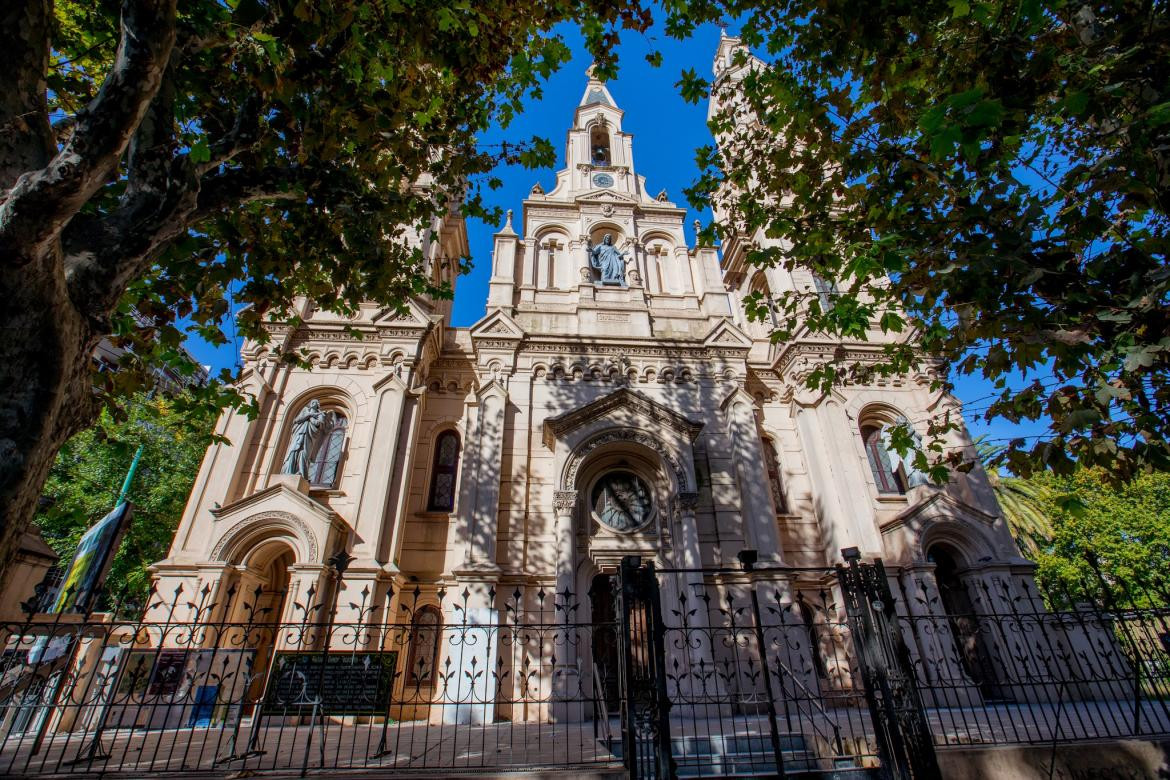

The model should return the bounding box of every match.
[2,553,1170,779]
[0,581,619,777]
[650,559,881,778]
[886,562,1170,749]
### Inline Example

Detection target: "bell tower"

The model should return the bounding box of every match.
[483,67,734,339]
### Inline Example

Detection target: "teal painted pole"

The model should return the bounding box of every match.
[116,445,144,505]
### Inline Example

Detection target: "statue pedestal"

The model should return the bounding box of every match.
[270,473,310,494]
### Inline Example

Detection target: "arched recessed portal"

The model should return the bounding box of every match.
[927,543,1008,701]
[230,539,296,713]
[588,573,620,711]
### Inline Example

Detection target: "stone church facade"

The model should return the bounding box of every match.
[149,37,1033,692]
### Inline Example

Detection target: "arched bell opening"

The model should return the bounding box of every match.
[589,125,611,167]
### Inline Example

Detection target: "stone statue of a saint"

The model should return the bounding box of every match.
[281,400,329,479]
[588,234,628,286]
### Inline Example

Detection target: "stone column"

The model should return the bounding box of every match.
[341,378,408,630]
[552,491,578,599]
[456,383,507,572]
[350,379,407,564]
[549,490,584,721]
[671,493,727,705]
[724,393,784,565]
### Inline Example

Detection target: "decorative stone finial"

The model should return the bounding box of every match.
[505,209,514,230]
[656,189,669,202]
[530,181,544,195]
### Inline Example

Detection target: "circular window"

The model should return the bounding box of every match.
[592,172,614,188]
[591,471,654,533]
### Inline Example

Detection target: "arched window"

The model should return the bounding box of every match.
[862,424,906,495]
[540,236,566,290]
[861,414,929,496]
[427,431,461,511]
[812,273,839,312]
[405,606,442,685]
[308,412,347,488]
[590,126,611,167]
[750,272,779,329]
[762,437,788,514]
[798,599,829,680]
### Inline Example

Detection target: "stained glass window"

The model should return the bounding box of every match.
[862,425,906,494]
[427,431,460,511]
[308,413,347,487]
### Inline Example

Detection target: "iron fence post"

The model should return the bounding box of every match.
[738,549,788,777]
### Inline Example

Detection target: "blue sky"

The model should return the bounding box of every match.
[185,21,1046,448]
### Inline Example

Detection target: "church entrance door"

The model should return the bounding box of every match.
[589,573,620,712]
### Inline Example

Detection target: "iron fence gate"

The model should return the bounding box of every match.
[836,555,941,780]
[3,553,1170,778]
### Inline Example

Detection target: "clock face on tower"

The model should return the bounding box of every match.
[592,172,614,188]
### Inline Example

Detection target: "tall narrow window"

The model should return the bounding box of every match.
[543,239,562,290]
[798,600,829,680]
[308,413,347,488]
[812,274,839,312]
[406,606,442,686]
[750,272,779,328]
[862,425,906,494]
[427,431,461,511]
[762,437,788,514]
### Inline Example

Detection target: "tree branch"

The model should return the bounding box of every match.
[203,92,263,174]
[0,0,177,264]
[0,0,54,192]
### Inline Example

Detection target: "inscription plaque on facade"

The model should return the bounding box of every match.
[264,651,398,715]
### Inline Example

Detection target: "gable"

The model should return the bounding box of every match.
[542,387,704,448]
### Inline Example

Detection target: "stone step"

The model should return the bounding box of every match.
[602,733,870,777]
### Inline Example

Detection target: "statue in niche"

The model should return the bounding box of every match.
[281,400,329,479]
[592,472,652,532]
[588,233,628,286]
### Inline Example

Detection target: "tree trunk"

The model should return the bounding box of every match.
[0,241,101,578]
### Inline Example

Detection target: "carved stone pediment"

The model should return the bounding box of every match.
[576,190,639,205]
[542,387,704,449]
[703,319,753,351]
[469,310,526,358]
[371,297,433,328]
[207,479,350,565]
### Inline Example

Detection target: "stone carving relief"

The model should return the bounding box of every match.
[210,510,321,563]
[563,428,690,492]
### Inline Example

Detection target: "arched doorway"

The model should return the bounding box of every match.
[588,573,620,711]
[230,541,295,714]
[927,543,1008,701]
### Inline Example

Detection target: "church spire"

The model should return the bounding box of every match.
[579,63,617,109]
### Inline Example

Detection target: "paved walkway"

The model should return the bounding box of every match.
[3,697,1169,777]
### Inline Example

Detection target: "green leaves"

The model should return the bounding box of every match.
[687,0,1170,482]
[35,393,218,603]
[676,67,708,104]
[39,0,657,429]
